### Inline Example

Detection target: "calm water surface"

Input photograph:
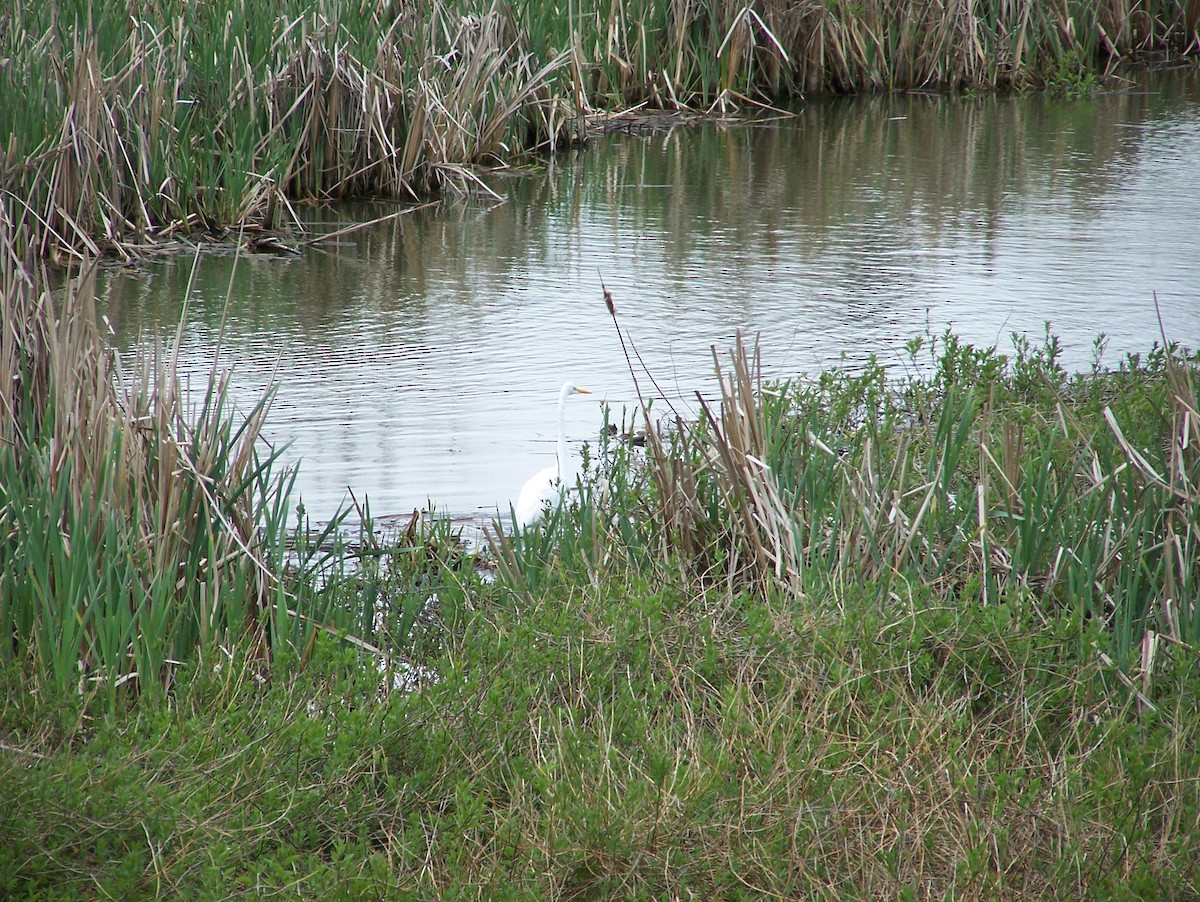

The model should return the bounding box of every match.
[97,71,1200,522]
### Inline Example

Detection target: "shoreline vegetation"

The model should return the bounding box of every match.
[3,2,1200,897]
[2,0,1198,262]
[4,235,1200,893]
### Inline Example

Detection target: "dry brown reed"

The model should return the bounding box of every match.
[3,0,1196,263]
[598,282,799,593]
[1,1,577,263]
[699,336,801,586]
[0,210,291,693]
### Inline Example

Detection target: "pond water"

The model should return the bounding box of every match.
[96,69,1200,524]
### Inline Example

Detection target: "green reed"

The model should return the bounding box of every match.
[0,252,475,702]
[0,263,276,698]
[603,325,1199,674]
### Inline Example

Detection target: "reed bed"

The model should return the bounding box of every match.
[0,0,577,262]
[580,319,1199,680]
[2,0,1196,261]
[4,270,1199,893]
[0,225,294,700]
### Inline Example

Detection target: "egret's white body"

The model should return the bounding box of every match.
[514,381,590,527]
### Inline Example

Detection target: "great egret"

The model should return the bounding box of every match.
[514,381,591,527]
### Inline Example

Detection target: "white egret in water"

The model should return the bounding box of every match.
[514,381,591,527]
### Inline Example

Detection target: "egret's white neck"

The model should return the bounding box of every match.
[555,383,572,484]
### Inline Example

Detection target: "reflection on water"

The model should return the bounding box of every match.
[97,70,1200,521]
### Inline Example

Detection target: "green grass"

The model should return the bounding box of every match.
[3,571,1197,897]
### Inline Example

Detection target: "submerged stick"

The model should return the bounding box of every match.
[299,202,440,247]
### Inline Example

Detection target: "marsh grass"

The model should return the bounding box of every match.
[0,221,468,705]
[3,0,1196,261]
[506,292,1199,683]
[623,323,1200,672]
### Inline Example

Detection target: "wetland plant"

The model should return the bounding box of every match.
[0,239,295,700]
[632,324,1200,671]
[3,0,1196,261]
